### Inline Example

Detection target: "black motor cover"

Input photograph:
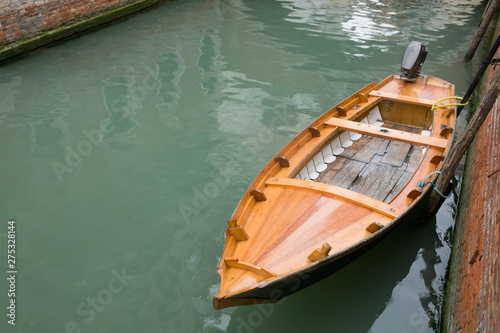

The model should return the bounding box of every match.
[401,41,427,81]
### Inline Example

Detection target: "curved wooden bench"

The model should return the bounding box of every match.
[224,258,276,279]
[265,177,402,218]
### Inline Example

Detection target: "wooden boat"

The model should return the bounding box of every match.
[213,43,457,310]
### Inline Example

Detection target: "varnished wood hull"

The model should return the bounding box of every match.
[214,74,456,310]
[213,188,431,310]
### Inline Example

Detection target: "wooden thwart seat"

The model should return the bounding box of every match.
[368,90,436,107]
[224,258,276,278]
[265,177,402,218]
[324,117,448,149]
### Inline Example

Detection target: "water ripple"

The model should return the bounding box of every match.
[278,0,482,46]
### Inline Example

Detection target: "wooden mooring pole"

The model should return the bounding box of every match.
[458,34,500,116]
[464,0,500,61]
[421,67,500,220]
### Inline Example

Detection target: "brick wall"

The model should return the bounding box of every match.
[444,29,500,332]
[0,0,137,47]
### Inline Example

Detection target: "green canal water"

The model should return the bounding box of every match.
[0,0,487,332]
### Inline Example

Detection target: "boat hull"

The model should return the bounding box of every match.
[214,74,456,309]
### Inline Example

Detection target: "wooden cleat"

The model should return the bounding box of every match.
[365,222,384,237]
[442,108,455,117]
[308,126,321,138]
[336,106,347,117]
[250,189,267,202]
[430,154,445,165]
[357,92,368,103]
[439,125,453,137]
[308,242,332,262]
[227,218,248,241]
[275,155,290,168]
[407,188,423,200]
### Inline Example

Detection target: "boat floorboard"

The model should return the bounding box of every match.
[315,123,425,203]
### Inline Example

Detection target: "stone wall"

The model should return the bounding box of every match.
[0,0,164,61]
[443,25,500,333]
[0,0,135,46]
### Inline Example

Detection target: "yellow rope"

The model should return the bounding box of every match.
[431,96,467,110]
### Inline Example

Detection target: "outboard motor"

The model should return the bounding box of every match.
[401,41,427,81]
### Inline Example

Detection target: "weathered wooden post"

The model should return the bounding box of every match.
[458,34,500,115]
[421,68,500,220]
[464,0,500,61]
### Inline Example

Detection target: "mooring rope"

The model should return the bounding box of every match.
[418,171,452,199]
[431,96,468,111]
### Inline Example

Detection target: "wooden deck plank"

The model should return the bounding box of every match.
[381,123,421,167]
[381,140,412,167]
[324,117,448,148]
[338,135,390,163]
[406,146,424,173]
[265,177,402,218]
[349,158,406,202]
[384,171,413,203]
[311,122,426,206]
[315,157,366,188]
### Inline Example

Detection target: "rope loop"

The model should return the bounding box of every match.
[431,96,468,111]
[418,171,451,199]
